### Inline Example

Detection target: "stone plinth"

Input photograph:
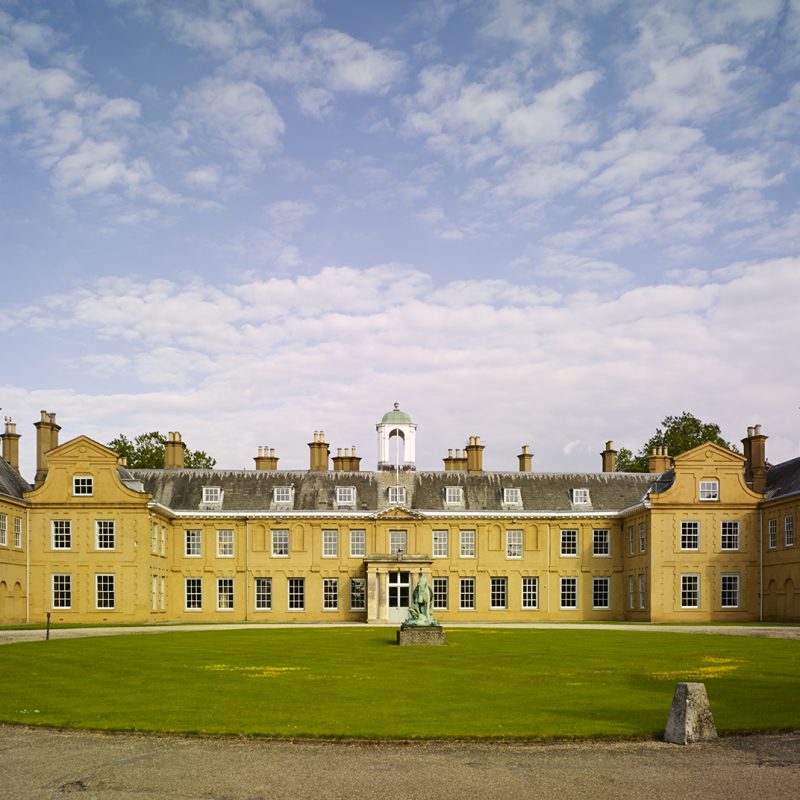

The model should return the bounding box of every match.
[397,625,447,646]
[664,682,717,744]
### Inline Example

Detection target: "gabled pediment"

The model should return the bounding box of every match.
[673,441,745,467]
[372,505,427,520]
[47,435,120,462]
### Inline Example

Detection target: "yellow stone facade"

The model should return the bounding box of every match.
[1,409,798,624]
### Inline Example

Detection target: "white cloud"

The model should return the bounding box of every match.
[51,138,152,195]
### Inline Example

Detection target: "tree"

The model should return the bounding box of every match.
[616,412,737,473]
[108,431,216,469]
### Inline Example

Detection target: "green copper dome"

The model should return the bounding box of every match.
[381,403,412,424]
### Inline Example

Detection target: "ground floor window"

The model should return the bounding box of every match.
[592,576,609,609]
[151,575,157,611]
[288,577,305,610]
[560,576,577,609]
[521,576,538,609]
[255,577,272,610]
[350,578,366,610]
[490,576,507,609]
[160,576,166,610]
[638,574,646,609]
[185,577,202,610]
[721,574,739,608]
[323,577,338,610]
[460,577,475,610]
[432,576,448,610]
[217,577,234,610]
[52,574,71,609]
[628,575,635,609]
[681,574,700,608]
[96,574,115,609]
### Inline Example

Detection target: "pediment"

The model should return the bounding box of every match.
[47,435,120,462]
[372,505,426,520]
[673,442,744,466]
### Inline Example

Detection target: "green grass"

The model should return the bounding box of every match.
[0,628,797,739]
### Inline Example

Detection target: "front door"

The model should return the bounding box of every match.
[387,571,410,623]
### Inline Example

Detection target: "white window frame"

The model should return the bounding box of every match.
[721,573,740,609]
[202,486,222,504]
[628,526,634,556]
[681,574,700,608]
[95,520,116,550]
[255,577,272,610]
[445,486,464,505]
[459,576,475,610]
[185,529,202,557]
[506,529,523,559]
[322,529,339,558]
[350,577,366,610]
[681,521,699,551]
[388,486,406,505]
[152,523,158,554]
[13,516,21,549]
[768,518,777,549]
[349,529,366,558]
[52,520,71,550]
[638,523,646,553]
[323,577,339,610]
[288,577,305,611]
[699,480,719,501]
[572,488,590,505]
[786,515,795,547]
[521,576,538,609]
[160,526,166,556]
[432,576,448,610]
[592,529,610,557]
[560,529,578,557]
[490,576,508,609]
[272,486,294,505]
[73,475,93,496]
[503,487,522,506]
[95,574,115,610]
[592,576,610,609]
[460,529,476,558]
[151,575,158,611]
[0,513,6,546]
[432,529,449,558]
[216,529,234,558]
[217,577,235,610]
[638,574,646,609]
[335,486,356,507]
[560,576,578,609]
[160,576,165,610]
[185,577,202,610]
[628,575,635,609]
[720,520,740,551]
[271,528,290,557]
[52,574,72,609]
[389,529,407,555]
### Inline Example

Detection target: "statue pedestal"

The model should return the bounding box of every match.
[397,625,447,646]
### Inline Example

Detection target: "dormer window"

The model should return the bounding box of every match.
[572,488,590,505]
[273,487,294,505]
[73,476,93,496]
[335,486,356,507]
[203,486,222,504]
[503,487,522,506]
[388,486,406,505]
[699,480,719,501]
[445,486,464,505]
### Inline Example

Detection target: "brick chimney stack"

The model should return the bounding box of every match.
[254,446,279,470]
[601,440,618,473]
[747,424,768,493]
[34,410,59,487]
[308,431,330,471]
[648,446,671,473]
[517,444,533,472]
[164,431,186,469]
[2,417,21,472]
[465,435,484,473]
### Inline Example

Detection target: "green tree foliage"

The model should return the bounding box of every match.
[108,432,216,469]
[616,412,737,473]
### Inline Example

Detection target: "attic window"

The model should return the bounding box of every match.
[335,486,356,506]
[388,486,406,505]
[273,487,294,505]
[445,486,464,505]
[699,480,719,501]
[203,487,222,504]
[73,476,93,496]
[572,488,590,505]
[503,487,522,505]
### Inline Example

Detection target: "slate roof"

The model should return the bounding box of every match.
[0,457,31,500]
[765,457,800,500]
[129,468,657,514]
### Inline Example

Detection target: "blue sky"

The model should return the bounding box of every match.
[1,0,799,477]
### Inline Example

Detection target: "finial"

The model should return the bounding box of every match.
[393,402,399,410]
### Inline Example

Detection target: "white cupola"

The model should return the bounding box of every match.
[376,403,417,471]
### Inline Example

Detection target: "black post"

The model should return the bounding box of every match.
[46,612,51,641]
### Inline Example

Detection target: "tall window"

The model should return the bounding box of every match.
[768,518,777,549]
[560,529,578,557]
[681,574,700,608]
[52,574,71,609]
[272,528,290,557]
[185,529,202,557]
[52,520,71,550]
[721,521,740,551]
[350,578,366,610]
[322,529,338,558]
[432,529,449,558]
[445,486,464,505]
[161,527,166,556]
[460,530,476,558]
[560,577,578,608]
[95,520,115,550]
[323,577,338,610]
[699,480,719,501]
[521,576,538,609]
[785,516,794,547]
[388,486,406,505]
[389,529,407,555]
[638,523,646,553]
[628,576,635,609]
[73,476,93,496]
[459,577,475,610]
[217,577,234,610]
[96,574,116,609]
[152,523,159,554]
[490,577,508,609]
[14,517,21,548]
[432,577,448,610]
[592,577,609,609]
[217,529,234,557]
[152,575,158,611]
[288,577,305,610]
[506,530,523,559]
[681,521,699,550]
[0,513,6,546]
[350,529,366,557]
[638,574,646,609]
[592,529,610,557]
[721,574,739,608]
[628,526,634,555]
[160,576,166,610]
[185,577,202,610]
[255,577,272,610]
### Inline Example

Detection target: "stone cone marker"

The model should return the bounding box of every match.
[664,682,718,744]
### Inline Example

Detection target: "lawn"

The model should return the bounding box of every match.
[0,628,797,739]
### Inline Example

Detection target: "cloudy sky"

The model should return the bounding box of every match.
[1,0,799,478]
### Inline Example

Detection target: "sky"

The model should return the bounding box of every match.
[1,0,799,478]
